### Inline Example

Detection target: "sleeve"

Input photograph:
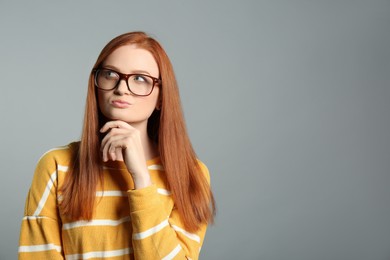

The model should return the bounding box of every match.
[18,152,64,259]
[127,163,211,260]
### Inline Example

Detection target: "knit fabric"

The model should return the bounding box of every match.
[19,142,209,259]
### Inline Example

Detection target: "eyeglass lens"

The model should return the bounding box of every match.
[96,69,155,96]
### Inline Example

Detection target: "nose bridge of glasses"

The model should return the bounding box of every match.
[115,74,131,92]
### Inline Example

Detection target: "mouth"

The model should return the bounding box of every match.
[111,99,131,108]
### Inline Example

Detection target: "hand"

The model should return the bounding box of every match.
[100,120,152,188]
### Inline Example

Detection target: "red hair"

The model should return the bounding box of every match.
[60,32,215,231]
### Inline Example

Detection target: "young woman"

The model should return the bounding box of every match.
[19,31,216,260]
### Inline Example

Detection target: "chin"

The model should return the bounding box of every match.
[103,113,144,124]
[101,108,152,124]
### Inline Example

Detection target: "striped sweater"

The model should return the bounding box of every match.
[19,142,209,259]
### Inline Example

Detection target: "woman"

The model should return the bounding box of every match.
[19,31,216,259]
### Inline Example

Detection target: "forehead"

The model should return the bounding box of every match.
[103,45,159,76]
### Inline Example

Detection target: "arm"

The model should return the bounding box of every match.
[128,162,210,259]
[18,150,64,259]
[128,185,208,260]
[100,121,211,259]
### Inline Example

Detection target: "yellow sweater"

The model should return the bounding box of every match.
[19,142,209,259]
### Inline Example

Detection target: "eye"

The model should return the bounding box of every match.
[132,74,153,85]
[133,75,147,82]
[102,70,118,79]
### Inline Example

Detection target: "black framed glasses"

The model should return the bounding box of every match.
[93,68,161,96]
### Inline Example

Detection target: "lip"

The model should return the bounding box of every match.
[111,99,131,108]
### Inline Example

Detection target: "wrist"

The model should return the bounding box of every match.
[132,170,152,189]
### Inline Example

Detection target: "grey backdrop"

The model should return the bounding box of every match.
[1,1,389,259]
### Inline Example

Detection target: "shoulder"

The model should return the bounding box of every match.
[26,142,80,211]
[34,141,80,173]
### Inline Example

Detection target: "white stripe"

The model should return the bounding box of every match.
[37,146,69,161]
[18,243,61,253]
[57,165,69,172]
[23,216,50,221]
[32,165,68,216]
[96,190,127,197]
[66,248,132,259]
[172,225,201,243]
[96,189,170,197]
[157,188,171,196]
[162,244,182,260]
[63,216,131,230]
[148,164,164,171]
[33,171,57,216]
[133,219,169,240]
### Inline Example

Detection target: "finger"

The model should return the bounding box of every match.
[100,120,133,133]
[109,144,116,161]
[101,134,124,161]
[115,146,124,161]
[101,128,128,152]
[107,138,128,161]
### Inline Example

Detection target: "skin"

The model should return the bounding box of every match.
[97,45,160,189]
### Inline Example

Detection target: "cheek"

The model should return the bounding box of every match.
[150,88,160,106]
[141,97,158,114]
[139,91,159,116]
[147,90,160,109]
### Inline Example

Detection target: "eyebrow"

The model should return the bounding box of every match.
[103,64,152,76]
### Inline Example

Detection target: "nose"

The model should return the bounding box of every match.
[113,79,130,95]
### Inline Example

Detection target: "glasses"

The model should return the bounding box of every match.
[93,68,161,96]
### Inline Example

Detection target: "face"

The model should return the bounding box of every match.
[97,45,160,128]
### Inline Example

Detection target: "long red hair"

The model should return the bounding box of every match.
[60,32,215,231]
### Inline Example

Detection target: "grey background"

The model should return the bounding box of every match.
[1,1,389,259]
